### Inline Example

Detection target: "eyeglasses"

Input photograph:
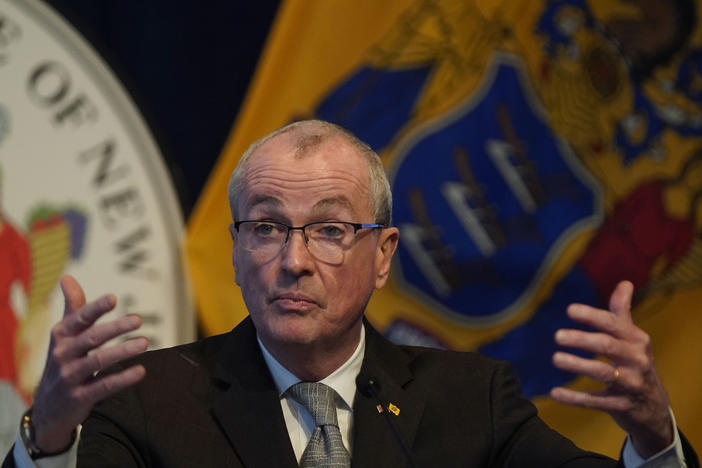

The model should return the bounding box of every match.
[233,220,385,263]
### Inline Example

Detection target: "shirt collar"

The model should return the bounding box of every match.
[257,324,366,410]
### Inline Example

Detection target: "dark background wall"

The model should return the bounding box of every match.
[44,0,281,217]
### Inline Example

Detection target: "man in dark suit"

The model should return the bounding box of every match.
[5,120,698,467]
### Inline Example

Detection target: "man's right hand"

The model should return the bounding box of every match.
[30,275,148,453]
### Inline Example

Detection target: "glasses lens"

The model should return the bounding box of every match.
[305,222,354,263]
[239,221,287,260]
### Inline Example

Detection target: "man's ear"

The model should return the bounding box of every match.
[374,227,399,289]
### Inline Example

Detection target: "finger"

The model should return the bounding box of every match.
[552,351,645,390]
[566,304,626,338]
[60,275,86,316]
[56,315,143,361]
[61,294,117,337]
[555,329,644,366]
[550,386,633,412]
[552,352,619,383]
[63,337,148,385]
[608,280,634,321]
[77,364,146,405]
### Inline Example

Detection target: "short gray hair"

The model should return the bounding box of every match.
[227,120,392,225]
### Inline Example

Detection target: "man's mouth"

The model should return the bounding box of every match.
[272,293,318,310]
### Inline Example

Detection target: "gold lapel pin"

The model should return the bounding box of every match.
[388,403,400,416]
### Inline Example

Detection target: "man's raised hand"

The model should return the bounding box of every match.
[550,280,673,458]
[30,275,148,453]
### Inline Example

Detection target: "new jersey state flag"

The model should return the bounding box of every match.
[186,0,702,456]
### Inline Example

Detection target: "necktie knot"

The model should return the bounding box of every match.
[288,382,340,427]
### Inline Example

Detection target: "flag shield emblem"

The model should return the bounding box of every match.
[390,55,602,324]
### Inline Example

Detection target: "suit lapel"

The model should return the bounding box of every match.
[208,318,298,468]
[352,322,424,468]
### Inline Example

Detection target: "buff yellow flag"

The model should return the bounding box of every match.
[186,0,702,456]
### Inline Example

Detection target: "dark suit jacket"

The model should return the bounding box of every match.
[3,316,699,467]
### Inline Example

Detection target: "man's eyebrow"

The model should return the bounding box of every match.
[245,194,282,212]
[312,197,354,214]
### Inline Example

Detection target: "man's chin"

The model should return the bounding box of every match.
[263,316,321,346]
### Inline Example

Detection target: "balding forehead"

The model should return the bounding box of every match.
[228,119,390,225]
[243,193,355,216]
[294,134,325,158]
[254,128,354,163]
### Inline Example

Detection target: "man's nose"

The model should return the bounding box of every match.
[280,229,314,275]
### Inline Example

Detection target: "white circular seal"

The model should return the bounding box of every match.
[0,0,194,452]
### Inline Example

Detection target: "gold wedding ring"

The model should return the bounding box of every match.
[612,367,620,381]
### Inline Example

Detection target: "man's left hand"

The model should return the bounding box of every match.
[550,280,673,458]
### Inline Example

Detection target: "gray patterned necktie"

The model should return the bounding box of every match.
[287,382,351,468]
